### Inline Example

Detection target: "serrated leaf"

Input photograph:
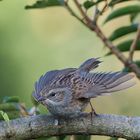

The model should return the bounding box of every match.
[2,96,19,103]
[83,0,104,10]
[0,110,10,122]
[106,40,140,55]
[109,24,138,41]
[25,0,62,9]
[104,5,140,24]
[123,60,140,72]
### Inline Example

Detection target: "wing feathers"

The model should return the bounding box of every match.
[79,58,102,72]
[106,73,134,89]
[78,72,135,98]
[107,80,136,92]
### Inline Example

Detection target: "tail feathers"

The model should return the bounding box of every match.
[79,58,102,72]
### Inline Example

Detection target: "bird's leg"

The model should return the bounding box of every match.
[89,100,98,116]
[89,101,98,124]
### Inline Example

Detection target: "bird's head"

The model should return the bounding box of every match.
[33,88,72,107]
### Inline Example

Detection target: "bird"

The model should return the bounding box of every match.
[32,58,135,119]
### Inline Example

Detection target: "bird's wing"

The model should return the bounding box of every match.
[75,71,135,99]
[78,58,102,72]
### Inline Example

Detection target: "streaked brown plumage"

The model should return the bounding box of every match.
[33,58,135,118]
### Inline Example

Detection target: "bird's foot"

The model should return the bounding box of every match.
[54,119,59,126]
[90,110,98,117]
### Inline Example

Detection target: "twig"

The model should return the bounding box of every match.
[73,0,96,29]
[93,6,99,24]
[64,1,87,27]
[93,0,108,23]
[0,114,140,140]
[129,24,140,61]
[71,0,140,78]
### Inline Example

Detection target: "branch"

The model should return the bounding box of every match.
[70,0,140,79]
[94,26,140,78]
[129,24,140,61]
[0,114,140,140]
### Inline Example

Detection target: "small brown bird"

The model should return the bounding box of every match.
[33,58,135,118]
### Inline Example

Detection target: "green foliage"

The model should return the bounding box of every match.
[106,40,140,55]
[103,2,140,58]
[25,0,63,9]
[0,96,25,120]
[130,13,139,22]
[2,96,19,103]
[0,110,10,122]
[104,5,140,24]
[109,24,138,41]
[108,0,134,7]
[83,0,104,10]
[0,102,19,111]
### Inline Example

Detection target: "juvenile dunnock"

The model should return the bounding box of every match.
[33,58,135,118]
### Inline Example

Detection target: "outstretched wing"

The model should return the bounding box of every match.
[75,71,135,99]
[79,58,102,72]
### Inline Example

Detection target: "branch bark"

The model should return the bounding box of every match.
[0,114,140,140]
[129,25,140,61]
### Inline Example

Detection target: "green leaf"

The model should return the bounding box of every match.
[109,24,138,41]
[25,0,62,9]
[83,1,94,9]
[106,40,140,55]
[0,103,20,111]
[130,13,139,23]
[0,111,20,120]
[83,0,104,10]
[104,5,140,24]
[109,0,133,7]
[0,110,10,122]
[123,60,140,72]
[2,96,19,103]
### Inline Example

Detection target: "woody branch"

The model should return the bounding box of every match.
[0,114,140,140]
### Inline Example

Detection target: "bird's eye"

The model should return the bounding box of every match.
[50,92,56,97]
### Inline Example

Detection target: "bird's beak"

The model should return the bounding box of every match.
[38,96,46,102]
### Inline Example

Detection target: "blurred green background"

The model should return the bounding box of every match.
[0,0,140,140]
